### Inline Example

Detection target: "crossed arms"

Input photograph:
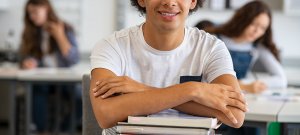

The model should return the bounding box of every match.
[90,68,247,129]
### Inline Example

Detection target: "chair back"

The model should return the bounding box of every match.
[82,74,102,134]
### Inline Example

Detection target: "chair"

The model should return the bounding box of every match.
[82,74,103,134]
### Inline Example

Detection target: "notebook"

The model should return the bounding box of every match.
[127,112,221,129]
[116,122,212,135]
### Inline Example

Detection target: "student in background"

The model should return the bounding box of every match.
[19,0,80,133]
[206,1,287,94]
[195,19,214,30]
[20,0,79,68]
[90,0,247,134]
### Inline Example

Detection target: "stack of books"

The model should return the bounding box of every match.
[116,113,221,135]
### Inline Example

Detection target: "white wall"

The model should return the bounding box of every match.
[0,0,26,51]
[81,0,116,53]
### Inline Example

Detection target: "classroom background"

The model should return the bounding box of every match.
[1,0,300,134]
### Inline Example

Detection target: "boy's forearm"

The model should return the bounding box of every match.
[91,83,195,128]
[174,101,244,128]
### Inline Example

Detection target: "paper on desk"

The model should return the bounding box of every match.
[255,90,300,102]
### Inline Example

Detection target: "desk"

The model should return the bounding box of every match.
[278,102,300,123]
[278,102,300,134]
[284,67,300,87]
[0,67,18,80]
[244,88,300,135]
[1,62,89,135]
[17,64,89,135]
[0,67,18,135]
[245,96,284,122]
[244,94,285,135]
[17,68,87,82]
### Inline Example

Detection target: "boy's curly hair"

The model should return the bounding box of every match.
[130,0,205,15]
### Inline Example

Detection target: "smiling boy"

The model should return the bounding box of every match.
[90,0,247,134]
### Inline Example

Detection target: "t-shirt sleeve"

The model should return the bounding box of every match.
[90,39,122,76]
[203,40,236,83]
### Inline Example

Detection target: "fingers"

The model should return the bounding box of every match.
[93,81,123,97]
[227,98,247,112]
[226,90,247,112]
[93,76,127,97]
[101,87,122,98]
[94,77,123,91]
[228,91,246,104]
[220,106,238,124]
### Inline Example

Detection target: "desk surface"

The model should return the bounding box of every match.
[245,88,300,123]
[0,68,18,80]
[0,62,89,82]
[284,67,300,87]
[278,102,300,123]
[245,95,285,122]
[17,68,88,82]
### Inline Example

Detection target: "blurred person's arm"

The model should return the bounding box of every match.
[46,21,79,66]
[239,80,266,93]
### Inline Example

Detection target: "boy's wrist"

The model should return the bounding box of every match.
[184,82,202,102]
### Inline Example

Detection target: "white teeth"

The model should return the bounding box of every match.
[161,12,176,16]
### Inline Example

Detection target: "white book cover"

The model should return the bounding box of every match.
[127,110,221,129]
[116,122,213,135]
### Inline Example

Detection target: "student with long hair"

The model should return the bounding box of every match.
[19,0,80,133]
[206,1,287,94]
[20,0,79,68]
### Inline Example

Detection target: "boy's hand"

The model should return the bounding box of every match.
[93,76,151,98]
[188,82,247,124]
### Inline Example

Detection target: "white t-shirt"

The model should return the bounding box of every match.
[91,24,235,88]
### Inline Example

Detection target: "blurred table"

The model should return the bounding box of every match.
[244,88,300,135]
[0,65,18,135]
[284,67,300,87]
[1,62,89,135]
[17,63,89,135]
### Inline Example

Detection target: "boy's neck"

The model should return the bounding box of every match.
[142,23,185,51]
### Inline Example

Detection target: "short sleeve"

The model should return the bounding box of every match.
[203,40,236,83]
[90,39,122,76]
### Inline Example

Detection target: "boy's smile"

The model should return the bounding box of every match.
[138,0,196,32]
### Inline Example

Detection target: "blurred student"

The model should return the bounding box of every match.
[19,0,80,133]
[90,0,247,134]
[195,19,214,30]
[206,1,287,94]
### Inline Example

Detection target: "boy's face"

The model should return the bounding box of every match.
[138,0,197,32]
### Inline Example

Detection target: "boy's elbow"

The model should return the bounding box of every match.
[226,116,244,128]
[232,117,245,128]
[231,110,245,128]
[225,106,245,128]
[94,104,117,129]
